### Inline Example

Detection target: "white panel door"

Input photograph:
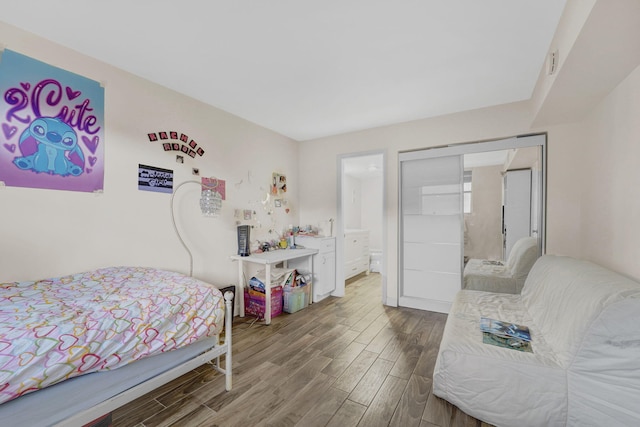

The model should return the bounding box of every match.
[399,155,462,313]
[503,169,532,259]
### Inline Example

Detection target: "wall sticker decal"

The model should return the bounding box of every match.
[0,49,105,192]
[147,131,205,158]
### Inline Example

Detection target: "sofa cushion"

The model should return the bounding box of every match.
[432,290,566,426]
[522,255,640,366]
[568,297,640,425]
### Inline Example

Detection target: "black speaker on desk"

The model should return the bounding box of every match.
[237,225,250,256]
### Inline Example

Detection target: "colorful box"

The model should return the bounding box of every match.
[244,285,283,319]
[283,284,310,314]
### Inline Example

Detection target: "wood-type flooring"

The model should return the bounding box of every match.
[112,273,491,427]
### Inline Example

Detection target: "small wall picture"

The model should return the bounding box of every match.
[271,173,287,194]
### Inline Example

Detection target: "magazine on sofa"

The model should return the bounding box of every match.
[480,317,532,352]
[480,317,531,341]
[481,332,533,352]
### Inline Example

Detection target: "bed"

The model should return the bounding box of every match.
[0,266,233,426]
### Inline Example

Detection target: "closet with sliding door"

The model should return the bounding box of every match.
[398,134,546,313]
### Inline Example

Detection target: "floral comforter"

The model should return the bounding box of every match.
[0,266,224,404]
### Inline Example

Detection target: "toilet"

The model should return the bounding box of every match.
[370,250,382,273]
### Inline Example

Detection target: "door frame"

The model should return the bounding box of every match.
[336,150,387,303]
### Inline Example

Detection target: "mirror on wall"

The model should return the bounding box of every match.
[462,145,543,265]
[398,133,545,312]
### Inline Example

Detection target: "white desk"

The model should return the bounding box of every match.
[230,248,318,325]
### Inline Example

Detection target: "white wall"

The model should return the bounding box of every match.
[0,23,299,287]
[543,63,640,282]
[361,175,383,251]
[343,174,362,229]
[577,64,640,279]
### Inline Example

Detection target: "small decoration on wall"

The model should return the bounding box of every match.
[0,49,105,192]
[200,177,224,217]
[201,176,225,200]
[138,164,173,194]
[235,209,255,222]
[271,173,286,194]
[147,131,205,158]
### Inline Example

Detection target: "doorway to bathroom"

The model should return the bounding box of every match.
[336,151,386,304]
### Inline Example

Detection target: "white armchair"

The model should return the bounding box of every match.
[463,236,538,294]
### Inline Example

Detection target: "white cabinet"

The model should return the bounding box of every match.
[344,229,370,280]
[291,235,336,303]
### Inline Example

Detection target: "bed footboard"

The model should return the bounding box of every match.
[211,290,233,391]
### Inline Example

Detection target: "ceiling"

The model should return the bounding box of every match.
[1,1,566,141]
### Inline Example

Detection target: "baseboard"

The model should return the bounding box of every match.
[398,297,452,314]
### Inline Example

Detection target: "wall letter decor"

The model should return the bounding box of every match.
[147,131,205,158]
[0,49,105,192]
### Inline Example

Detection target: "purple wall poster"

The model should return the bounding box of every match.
[0,49,105,192]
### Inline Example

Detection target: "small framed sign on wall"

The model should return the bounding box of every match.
[138,164,173,194]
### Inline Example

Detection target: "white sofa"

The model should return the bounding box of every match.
[463,236,539,294]
[433,255,640,427]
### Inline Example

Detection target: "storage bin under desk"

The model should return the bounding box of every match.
[230,248,317,325]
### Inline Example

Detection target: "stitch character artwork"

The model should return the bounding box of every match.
[0,50,104,191]
[12,117,85,177]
